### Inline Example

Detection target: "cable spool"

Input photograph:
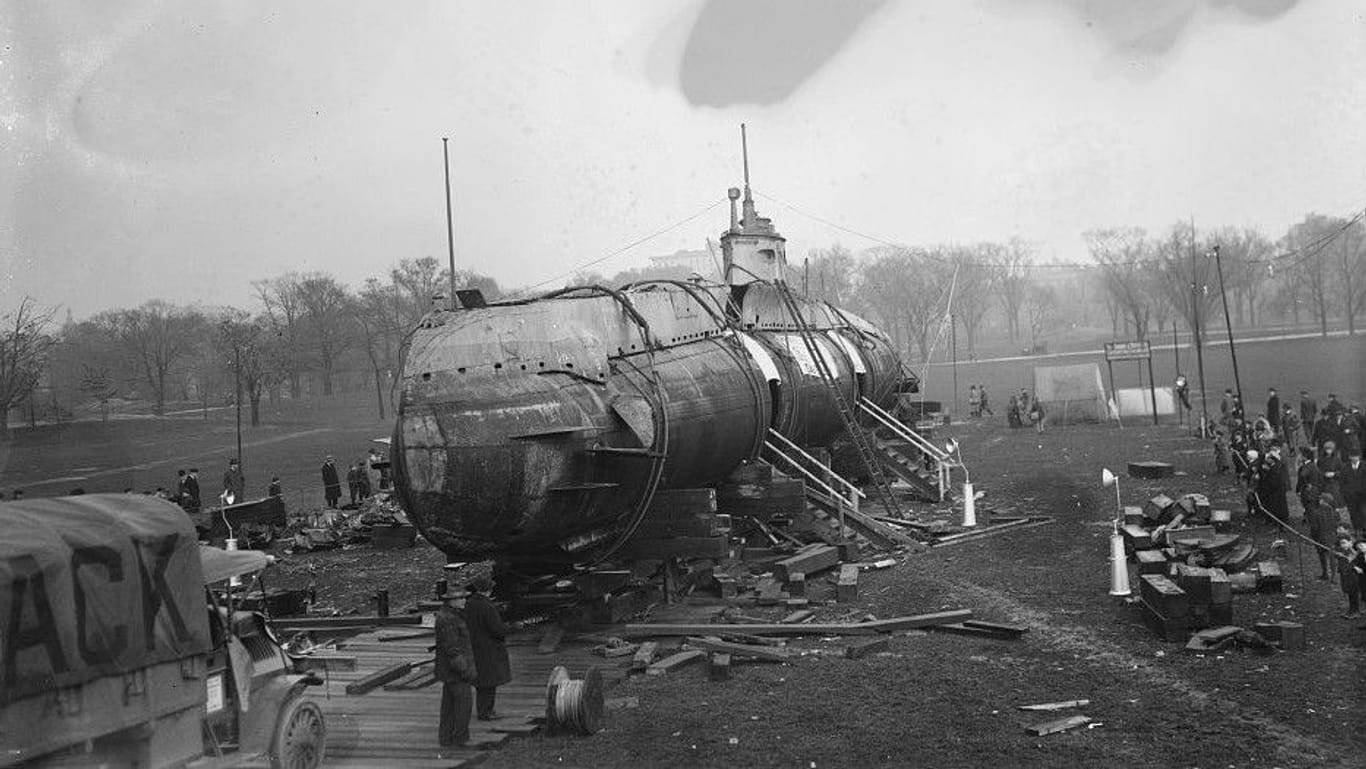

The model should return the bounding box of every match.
[544,665,605,736]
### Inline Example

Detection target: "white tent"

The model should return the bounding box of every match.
[1115,387,1176,418]
[1032,363,1112,424]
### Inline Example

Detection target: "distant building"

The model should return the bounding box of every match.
[647,248,721,280]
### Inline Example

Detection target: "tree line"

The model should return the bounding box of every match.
[1,211,1361,431]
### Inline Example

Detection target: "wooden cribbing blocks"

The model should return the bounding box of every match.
[646,650,706,676]
[1208,569,1231,605]
[1174,565,1212,606]
[709,653,732,681]
[1139,602,1190,642]
[1122,525,1154,553]
[1144,494,1176,523]
[774,545,840,582]
[1165,526,1216,547]
[1123,506,1145,527]
[1256,561,1283,593]
[836,564,859,603]
[1136,549,1168,575]
[631,641,658,673]
[785,572,806,598]
[1253,621,1305,651]
[844,637,889,659]
[716,575,738,599]
[1139,574,1189,618]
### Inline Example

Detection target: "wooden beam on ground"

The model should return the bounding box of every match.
[1018,699,1090,712]
[630,641,659,673]
[857,610,973,632]
[291,655,357,672]
[685,636,789,663]
[345,662,414,695]
[927,623,1022,640]
[1025,715,1092,736]
[836,564,859,603]
[273,615,424,631]
[377,629,434,642]
[781,609,815,624]
[621,623,877,638]
[646,650,706,676]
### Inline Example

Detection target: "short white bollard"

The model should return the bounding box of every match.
[961,482,976,527]
[225,537,241,587]
[1108,530,1131,597]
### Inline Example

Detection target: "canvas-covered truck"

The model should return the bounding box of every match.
[0,494,325,768]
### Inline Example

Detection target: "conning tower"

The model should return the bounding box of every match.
[721,124,786,285]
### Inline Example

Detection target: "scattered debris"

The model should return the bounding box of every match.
[1026,715,1093,736]
[646,650,707,676]
[1018,699,1089,712]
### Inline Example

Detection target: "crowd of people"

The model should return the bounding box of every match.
[1215,387,1366,619]
[967,384,1045,433]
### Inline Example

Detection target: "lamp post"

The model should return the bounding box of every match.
[1102,468,1130,597]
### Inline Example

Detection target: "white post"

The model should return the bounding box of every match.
[1109,528,1131,596]
[225,537,241,587]
[962,482,976,527]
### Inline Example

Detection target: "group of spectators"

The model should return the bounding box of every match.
[967,384,1045,433]
[320,448,389,508]
[1215,387,1366,618]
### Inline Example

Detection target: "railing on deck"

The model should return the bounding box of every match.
[762,428,865,538]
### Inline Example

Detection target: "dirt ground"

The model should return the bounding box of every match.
[469,417,1362,769]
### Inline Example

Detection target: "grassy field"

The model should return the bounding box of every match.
[920,330,1366,421]
[0,391,391,511]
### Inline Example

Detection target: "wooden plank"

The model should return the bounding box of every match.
[781,609,815,625]
[293,654,358,672]
[273,615,425,631]
[836,564,859,603]
[785,572,807,597]
[927,623,1022,640]
[620,623,877,638]
[961,620,1029,637]
[709,653,732,681]
[642,488,718,517]
[613,535,729,560]
[379,630,435,642]
[1025,715,1092,736]
[685,636,789,663]
[592,643,639,658]
[774,546,840,582]
[345,662,414,695]
[1018,699,1090,712]
[858,610,973,632]
[646,650,706,676]
[630,641,658,673]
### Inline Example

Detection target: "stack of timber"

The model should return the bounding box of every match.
[614,488,730,560]
[1123,493,1282,642]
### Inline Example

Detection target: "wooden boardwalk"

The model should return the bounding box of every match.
[302,624,618,768]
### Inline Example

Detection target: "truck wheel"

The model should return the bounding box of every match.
[270,697,326,769]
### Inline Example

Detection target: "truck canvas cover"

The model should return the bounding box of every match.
[0,494,211,705]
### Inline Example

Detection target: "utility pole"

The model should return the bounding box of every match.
[950,313,959,417]
[442,137,457,307]
[1190,218,1208,438]
[234,345,243,466]
[1212,244,1244,408]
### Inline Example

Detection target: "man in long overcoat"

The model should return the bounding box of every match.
[185,468,202,513]
[1299,390,1318,443]
[464,578,513,720]
[1341,449,1366,536]
[222,458,245,504]
[321,456,341,508]
[434,590,476,748]
[1266,388,1281,435]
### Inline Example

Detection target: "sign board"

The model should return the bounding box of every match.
[1104,340,1151,362]
[205,673,225,713]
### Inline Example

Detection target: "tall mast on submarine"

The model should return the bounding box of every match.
[720,124,787,286]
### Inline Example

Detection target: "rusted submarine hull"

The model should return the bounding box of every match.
[392,281,907,563]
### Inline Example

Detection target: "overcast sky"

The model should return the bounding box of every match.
[4,0,1364,319]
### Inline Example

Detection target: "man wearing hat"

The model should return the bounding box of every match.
[434,587,476,749]
[1342,448,1366,536]
[321,455,341,509]
[464,578,514,721]
[1299,390,1318,443]
[222,458,245,505]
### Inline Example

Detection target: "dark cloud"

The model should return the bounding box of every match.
[677,0,885,107]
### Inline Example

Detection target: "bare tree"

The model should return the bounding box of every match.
[88,301,203,416]
[991,238,1032,343]
[1328,217,1366,334]
[803,243,856,306]
[1085,228,1158,340]
[947,246,996,355]
[0,297,57,432]
[1147,222,1219,338]
[1284,214,1337,337]
[255,274,309,398]
[1024,285,1058,349]
[356,279,400,420]
[294,273,353,396]
[218,311,284,427]
[1211,227,1273,327]
[856,247,951,362]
